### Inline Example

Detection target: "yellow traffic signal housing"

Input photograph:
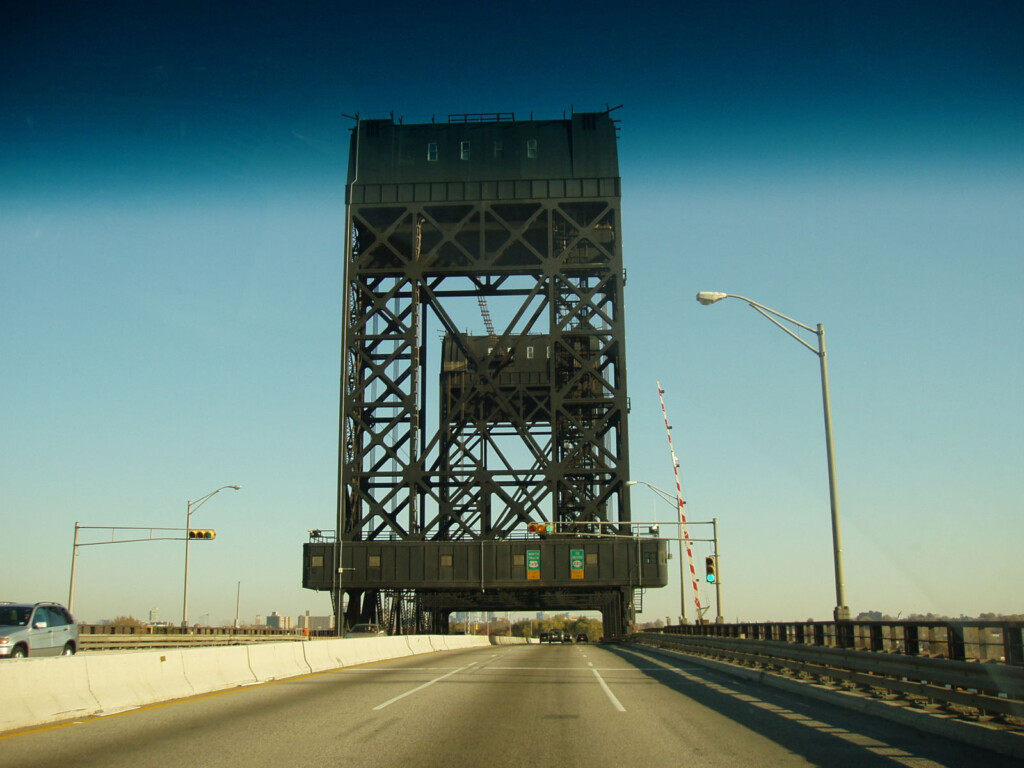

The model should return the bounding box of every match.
[705,555,716,583]
[188,529,216,540]
[527,522,555,535]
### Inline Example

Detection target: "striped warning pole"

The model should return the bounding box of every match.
[657,381,703,619]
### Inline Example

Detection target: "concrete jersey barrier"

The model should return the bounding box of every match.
[1,634,491,734]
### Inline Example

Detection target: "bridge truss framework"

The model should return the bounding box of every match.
[303,111,667,637]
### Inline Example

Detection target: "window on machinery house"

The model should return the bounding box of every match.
[460,141,471,160]
[427,142,438,161]
[526,139,537,158]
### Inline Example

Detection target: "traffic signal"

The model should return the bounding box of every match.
[705,555,716,583]
[188,529,216,540]
[527,522,555,535]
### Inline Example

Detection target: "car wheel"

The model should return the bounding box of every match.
[11,645,27,658]
[61,643,76,656]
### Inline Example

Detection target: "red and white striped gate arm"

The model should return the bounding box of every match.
[657,381,703,615]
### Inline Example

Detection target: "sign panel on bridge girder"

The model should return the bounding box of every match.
[527,549,541,580]
[570,548,585,580]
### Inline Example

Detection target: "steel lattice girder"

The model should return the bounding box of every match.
[340,191,631,543]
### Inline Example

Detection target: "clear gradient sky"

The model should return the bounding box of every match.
[2,1,1022,625]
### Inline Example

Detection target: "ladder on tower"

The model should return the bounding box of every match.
[477,295,498,344]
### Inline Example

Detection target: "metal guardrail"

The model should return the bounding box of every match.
[77,625,315,651]
[659,618,1024,664]
[636,625,1024,720]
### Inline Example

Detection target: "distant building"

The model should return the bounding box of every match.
[297,611,333,631]
[266,612,295,630]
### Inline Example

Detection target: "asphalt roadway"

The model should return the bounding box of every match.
[1,642,1016,768]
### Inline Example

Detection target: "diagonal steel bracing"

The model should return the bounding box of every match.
[311,111,655,639]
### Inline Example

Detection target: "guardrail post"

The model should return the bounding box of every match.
[835,621,854,649]
[904,624,919,656]
[1005,624,1023,665]
[794,624,805,645]
[813,623,825,647]
[948,624,966,661]
[869,624,883,652]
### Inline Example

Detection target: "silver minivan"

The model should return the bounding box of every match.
[0,602,79,658]
[346,623,386,637]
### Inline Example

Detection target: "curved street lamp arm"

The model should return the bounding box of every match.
[626,480,678,506]
[187,485,242,517]
[720,294,822,357]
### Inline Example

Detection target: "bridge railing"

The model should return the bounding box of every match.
[659,619,1024,665]
[77,624,311,651]
[638,621,1024,720]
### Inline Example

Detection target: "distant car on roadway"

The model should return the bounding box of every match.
[346,623,386,637]
[576,633,589,643]
[561,632,572,643]
[0,602,79,658]
[538,632,550,643]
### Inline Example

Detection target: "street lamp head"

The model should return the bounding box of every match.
[696,291,728,306]
[625,480,638,486]
[229,485,241,490]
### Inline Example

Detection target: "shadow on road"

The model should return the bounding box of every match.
[606,643,1018,768]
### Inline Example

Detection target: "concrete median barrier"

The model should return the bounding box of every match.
[489,635,528,646]
[246,641,312,681]
[405,635,435,655]
[181,646,257,691]
[84,650,195,714]
[441,636,492,650]
[302,638,346,672]
[2,634,497,734]
[0,656,99,731]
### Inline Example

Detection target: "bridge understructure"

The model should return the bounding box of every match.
[303,110,667,639]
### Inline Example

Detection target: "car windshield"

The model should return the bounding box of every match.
[0,606,32,626]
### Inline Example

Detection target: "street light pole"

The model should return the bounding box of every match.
[695,291,849,621]
[68,523,81,613]
[182,485,241,629]
[627,480,692,624]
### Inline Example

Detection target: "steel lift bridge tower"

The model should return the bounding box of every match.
[303,110,667,638]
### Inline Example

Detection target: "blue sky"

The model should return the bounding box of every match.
[2,1,1021,624]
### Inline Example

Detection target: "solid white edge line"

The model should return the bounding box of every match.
[591,667,626,712]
